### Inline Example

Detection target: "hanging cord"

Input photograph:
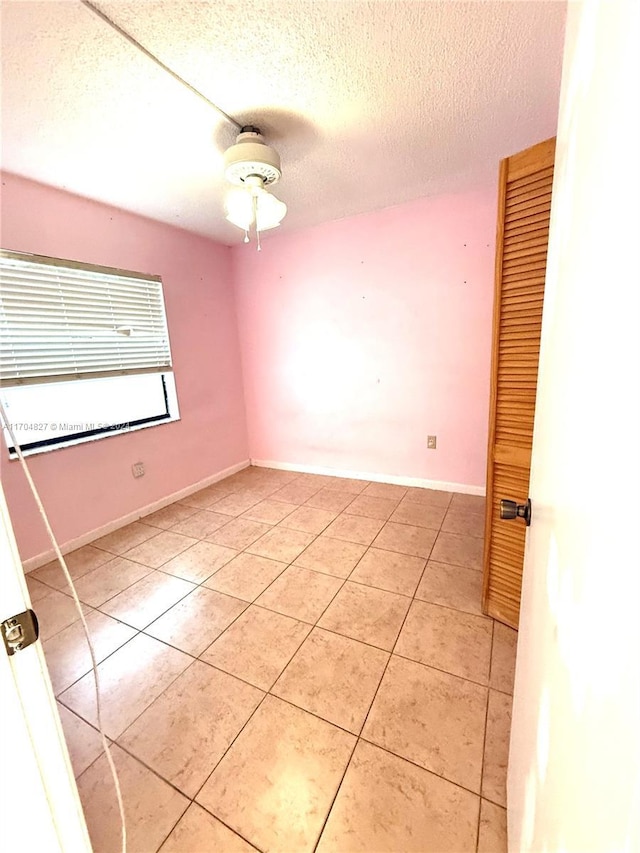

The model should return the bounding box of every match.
[0,402,126,853]
[80,0,242,131]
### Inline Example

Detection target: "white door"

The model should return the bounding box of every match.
[508,0,640,850]
[0,483,91,851]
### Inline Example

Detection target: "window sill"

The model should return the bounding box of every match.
[6,414,181,459]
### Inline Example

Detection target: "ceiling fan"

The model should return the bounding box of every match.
[223,126,287,249]
[80,0,287,250]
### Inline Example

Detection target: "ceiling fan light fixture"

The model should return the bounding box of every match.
[225,182,287,232]
[223,127,287,248]
[223,126,282,186]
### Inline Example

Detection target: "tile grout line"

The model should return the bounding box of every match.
[235,514,376,633]
[264,538,378,686]
[145,506,362,825]
[304,538,389,853]
[96,571,197,618]
[51,472,486,692]
[316,494,488,846]
[187,692,272,813]
[49,500,493,700]
[56,579,251,701]
[431,505,484,851]
[102,536,305,685]
[57,498,304,730]
[477,618,497,851]
[60,596,505,793]
[31,465,465,579]
[66,663,496,837]
[355,733,489,800]
[116,730,265,852]
[75,723,265,853]
[55,509,326,701]
[67,641,275,808]
[36,467,493,850]
[182,533,380,850]
[38,516,481,604]
[46,547,247,684]
[361,497,490,822]
[46,474,315,798]
[310,518,441,851]
[310,730,359,852]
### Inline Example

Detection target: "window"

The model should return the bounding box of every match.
[0,249,179,456]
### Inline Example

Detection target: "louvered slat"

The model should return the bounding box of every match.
[498,343,541,355]
[507,173,554,200]
[508,164,554,189]
[502,256,549,274]
[502,270,547,286]
[483,137,555,629]
[503,239,550,261]
[504,209,550,229]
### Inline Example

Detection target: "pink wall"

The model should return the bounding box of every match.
[232,189,496,488]
[0,172,249,561]
[1,174,496,561]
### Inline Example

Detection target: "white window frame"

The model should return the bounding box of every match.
[1,372,180,458]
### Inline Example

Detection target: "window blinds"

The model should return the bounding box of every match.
[0,250,173,387]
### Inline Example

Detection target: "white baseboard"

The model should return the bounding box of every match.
[23,458,251,574]
[251,458,486,497]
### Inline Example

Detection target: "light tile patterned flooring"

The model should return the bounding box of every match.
[27,466,516,853]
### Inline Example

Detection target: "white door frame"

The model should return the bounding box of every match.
[0,481,91,851]
[507,0,640,849]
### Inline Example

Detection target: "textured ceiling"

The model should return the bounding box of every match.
[1,1,566,245]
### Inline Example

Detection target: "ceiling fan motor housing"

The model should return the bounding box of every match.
[223,127,282,186]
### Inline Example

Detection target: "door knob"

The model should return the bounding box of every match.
[500,498,532,526]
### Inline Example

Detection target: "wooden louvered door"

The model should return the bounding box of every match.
[482,137,555,628]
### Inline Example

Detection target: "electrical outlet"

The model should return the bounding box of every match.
[132,461,145,478]
[427,435,437,450]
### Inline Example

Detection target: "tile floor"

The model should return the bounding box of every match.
[26,466,516,853]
